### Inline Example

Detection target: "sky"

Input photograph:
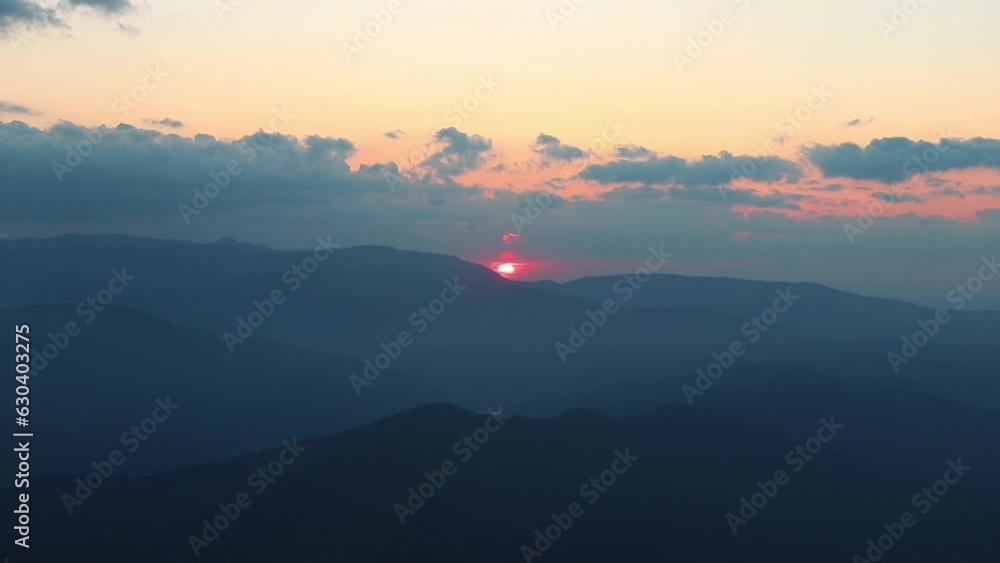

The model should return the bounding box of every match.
[2,0,1000,308]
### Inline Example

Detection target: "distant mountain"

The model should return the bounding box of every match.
[0,304,439,475]
[23,403,997,562]
[2,235,997,414]
[537,273,1000,343]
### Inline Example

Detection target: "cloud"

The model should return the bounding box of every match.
[532,133,587,162]
[673,185,806,209]
[303,135,356,161]
[419,127,492,178]
[872,192,923,203]
[0,1,61,31]
[936,187,965,199]
[615,144,655,159]
[145,117,184,129]
[358,162,400,176]
[0,0,131,32]
[806,136,1000,183]
[0,121,364,222]
[580,152,800,186]
[600,186,666,201]
[846,116,875,127]
[0,101,35,115]
[384,129,405,140]
[67,0,132,14]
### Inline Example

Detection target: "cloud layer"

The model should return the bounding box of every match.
[806,137,1000,183]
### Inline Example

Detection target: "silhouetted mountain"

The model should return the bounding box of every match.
[20,404,997,562]
[2,235,999,475]
[0,304,441,475]
[541,273,1000,343]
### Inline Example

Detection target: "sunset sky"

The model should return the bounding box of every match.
[2,0,999,307]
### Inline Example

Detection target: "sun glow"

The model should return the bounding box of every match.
[497,263,516,275]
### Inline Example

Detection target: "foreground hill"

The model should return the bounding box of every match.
[20,403,997,562]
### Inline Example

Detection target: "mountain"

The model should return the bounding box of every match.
[20,403,997,562]
[2,234,997,413]
[538,273,1000,343]
[0,304,440,475]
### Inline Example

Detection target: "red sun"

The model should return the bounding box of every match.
[497,263,516,275]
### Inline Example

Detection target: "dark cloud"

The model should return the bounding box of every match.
[384,130,404,140]
[67,0,132,14]
[0,0,60,30]
[420,127,492,178]
[580,152,800,186]
[806,137,1000,183]
[0,121,364,222]
[358,162,400,176]
[615,144,655,159]
[0,101,35,115]
[0,0,130,32]
[600,186,666,201]
[532,133,587,162]
[672,185,806,209]
[846,116,875,127]
[936,187,965,199]
[145,117,184,129]
[304,135,356,161]
[872,192,923,203]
